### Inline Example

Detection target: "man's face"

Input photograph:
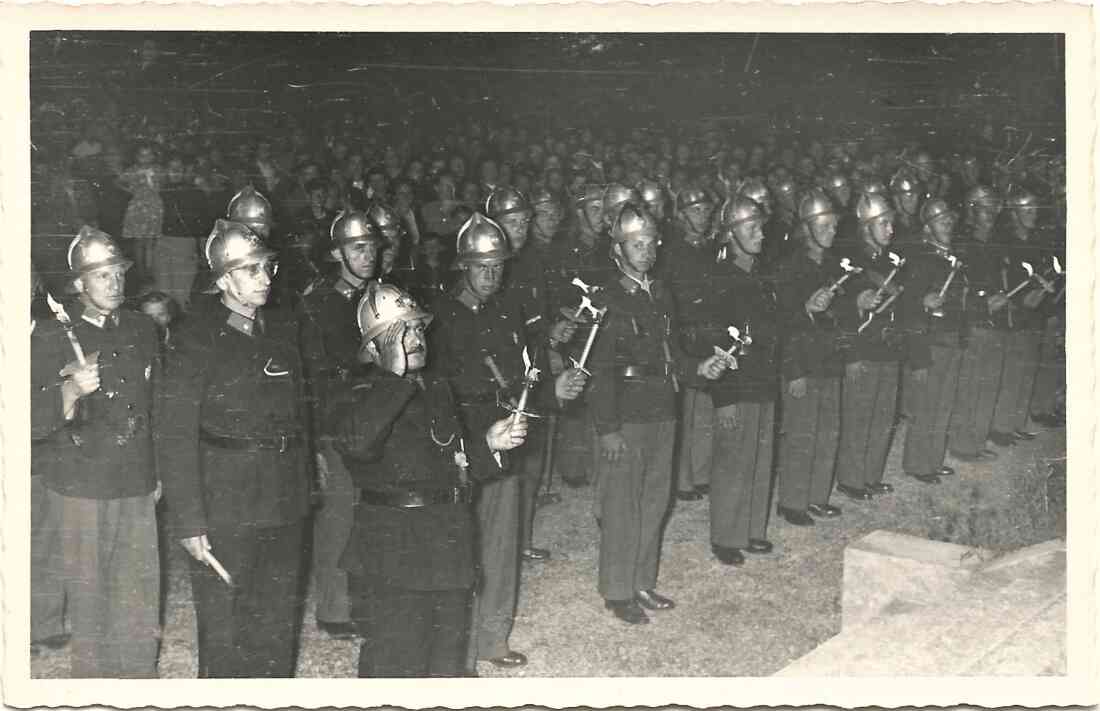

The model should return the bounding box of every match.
[136,147,155,167]
[308,187,326,211]
[301,165,321,184]
[394,183,415,206]
[806,214,838,249]
[141,301,172,329]
[498,213,531,251]
[896,191,920,216]
[460,183,481,205]
[77,264,127,314]
[1015,205,1039,230]
[867,215,895,248]
[645,197,666,221]
[582,199,604,230]
[381,236,401,274]
[969,204,999,231]
[463,261,505,300]
[682,203,714,234]
[829,184,852,209]
[166,159,186,185]
[616,233,659,274]
[401,317,429,372]
[219,259,274,309]
[480,160,499,184]
[533,204,564,244]
[422,238,445,262]
[928,214,955,246]
[546,169,565,192]
[731,219,765,255]
[368,173,387,196]
[334,240,379,281]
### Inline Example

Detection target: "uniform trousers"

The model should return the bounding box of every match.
[152,236,198,310]
[676,387,715,492]
[1030,316,1065,417]
[778,377,840,510]
[903,339,963,476]
[190,520,305,678]
[597,419,675,601]
[467,475,520,662]
[349,574,469,678]
[312,444,354,624]
[49,489,159,678]
[556,404,597,486]
[518,422,547,551]
[948,328,1006,457]
[709,401,775,549]
[992,329,1042,434]
[838,361,900,489]
[32,475,66,642]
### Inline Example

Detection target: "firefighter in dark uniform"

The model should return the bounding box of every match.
[947,185,1007,461]
[586,204,727,624]
[704,197,780,564]
[369,202,415,288]
[773,190,846,526]
[663,185,718,502]
[762,176,799,267]
[826,172,859,247]
[989,188,1052,445]
[486,187,577,562]
[30,227,161,677]
[833,192,907,500]
[160,219,311,677]
[900,199,967,484]
[429,213,586,668]
[327,283,530,677]
[298,211,384,639]
[889,173,924,248]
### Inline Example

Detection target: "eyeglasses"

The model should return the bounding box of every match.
[233,261,279,279]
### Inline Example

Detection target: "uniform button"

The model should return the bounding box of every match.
[113,351,120,358]
[119,376,127,383]
[127,403,134,411]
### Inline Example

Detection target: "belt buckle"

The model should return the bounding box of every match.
[277,434,288,453]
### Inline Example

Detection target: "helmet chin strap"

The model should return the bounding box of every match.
[806,220,829,251]
[613,250,653,298]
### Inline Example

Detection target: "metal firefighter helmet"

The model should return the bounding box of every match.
[357,282,433,343]
[67,225,133,274]
[602,183,642,225]
[798,188,837,224]
[675,185,713,213]
[737,179,772,211]
[1005,187,1039,209]
[204,219,276,276]
[637,179,665,206]
[367,202,404,239]
[485,186,532,219]
[530,186,562,213]
[611,202,660,243]
[575,183,605,206]
[226,185,274,236]
[920,198,956,226]
[826,172,850,191]
[330,210,382,248]
[964,184,1001,210]
[860,178,889,196]
[720,196,765,230]
[889,172,921,196]
[455,212,513,264]
[855,192,895,224]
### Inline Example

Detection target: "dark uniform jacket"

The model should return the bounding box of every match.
[995,234,1051,332]
[659,234,721,357]
[159,302,311,539]
[833,240,908,363]
[505,243,552,344]
[899,239,969,370]
[774,250,848,381]
[700,257,780,406]
[298,274,366,431]
[31,305,159,499]
[549,235,615,365]
[956,232,1008,331]
[329,370,499,591]
[586,274,701,434]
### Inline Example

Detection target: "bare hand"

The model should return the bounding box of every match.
[716,403,739,430]
[59,351,101,398]
[180,534,211,563]
[806,288,833,314]
[923,292,945,311]
[599,431,628,462]
[377,321,407,376]
[554,367,588,401]
[787,377,808,399]
[315,452,330,491]
[487,415,528,452]
[549,319,577,345]
[987,293,1009,312]
[857,289,882,312]
[846,360,867,381]
[697,354,727,381]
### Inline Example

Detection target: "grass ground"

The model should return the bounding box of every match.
[31,421,1065,678]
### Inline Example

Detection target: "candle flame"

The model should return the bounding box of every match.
[1052,256,1063,274]
[839,257,853,270]
[1022,261,1034,277]
[46,292,71,324]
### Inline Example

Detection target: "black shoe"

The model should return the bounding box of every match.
[317,621,358,640]
[488,651,528,668]
[605,599,650,625]
[908,472,942,484]
[562,475,590,489]
[694,484,710,496]
[1013,429,1039,441]
[836,483,872,501]
[33,633,70,650]
[676,489,704,502]
[989,431,1017,447]
[936,466,956,477]
[522,547,551,561]
[951,449,998,462]
[777,505,815,526]
[711,544,746,566]
[808,503,842,518]
[634,589,676,611]
[865,482,894,495]
[536,492,563,507]
[1032,412,1065,428]
[746,538,774,554]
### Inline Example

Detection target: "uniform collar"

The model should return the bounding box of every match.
[80,303,119,329]
[334,275,365,301]
[617,271,655,298]
[222,298,264,337]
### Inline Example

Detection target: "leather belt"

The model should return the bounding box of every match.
[200,430,302,453]
[359,486,472,508]
[616,364,671,379]
[456,392,500,406]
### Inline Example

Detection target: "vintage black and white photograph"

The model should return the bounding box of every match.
[2,3,1094,707]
